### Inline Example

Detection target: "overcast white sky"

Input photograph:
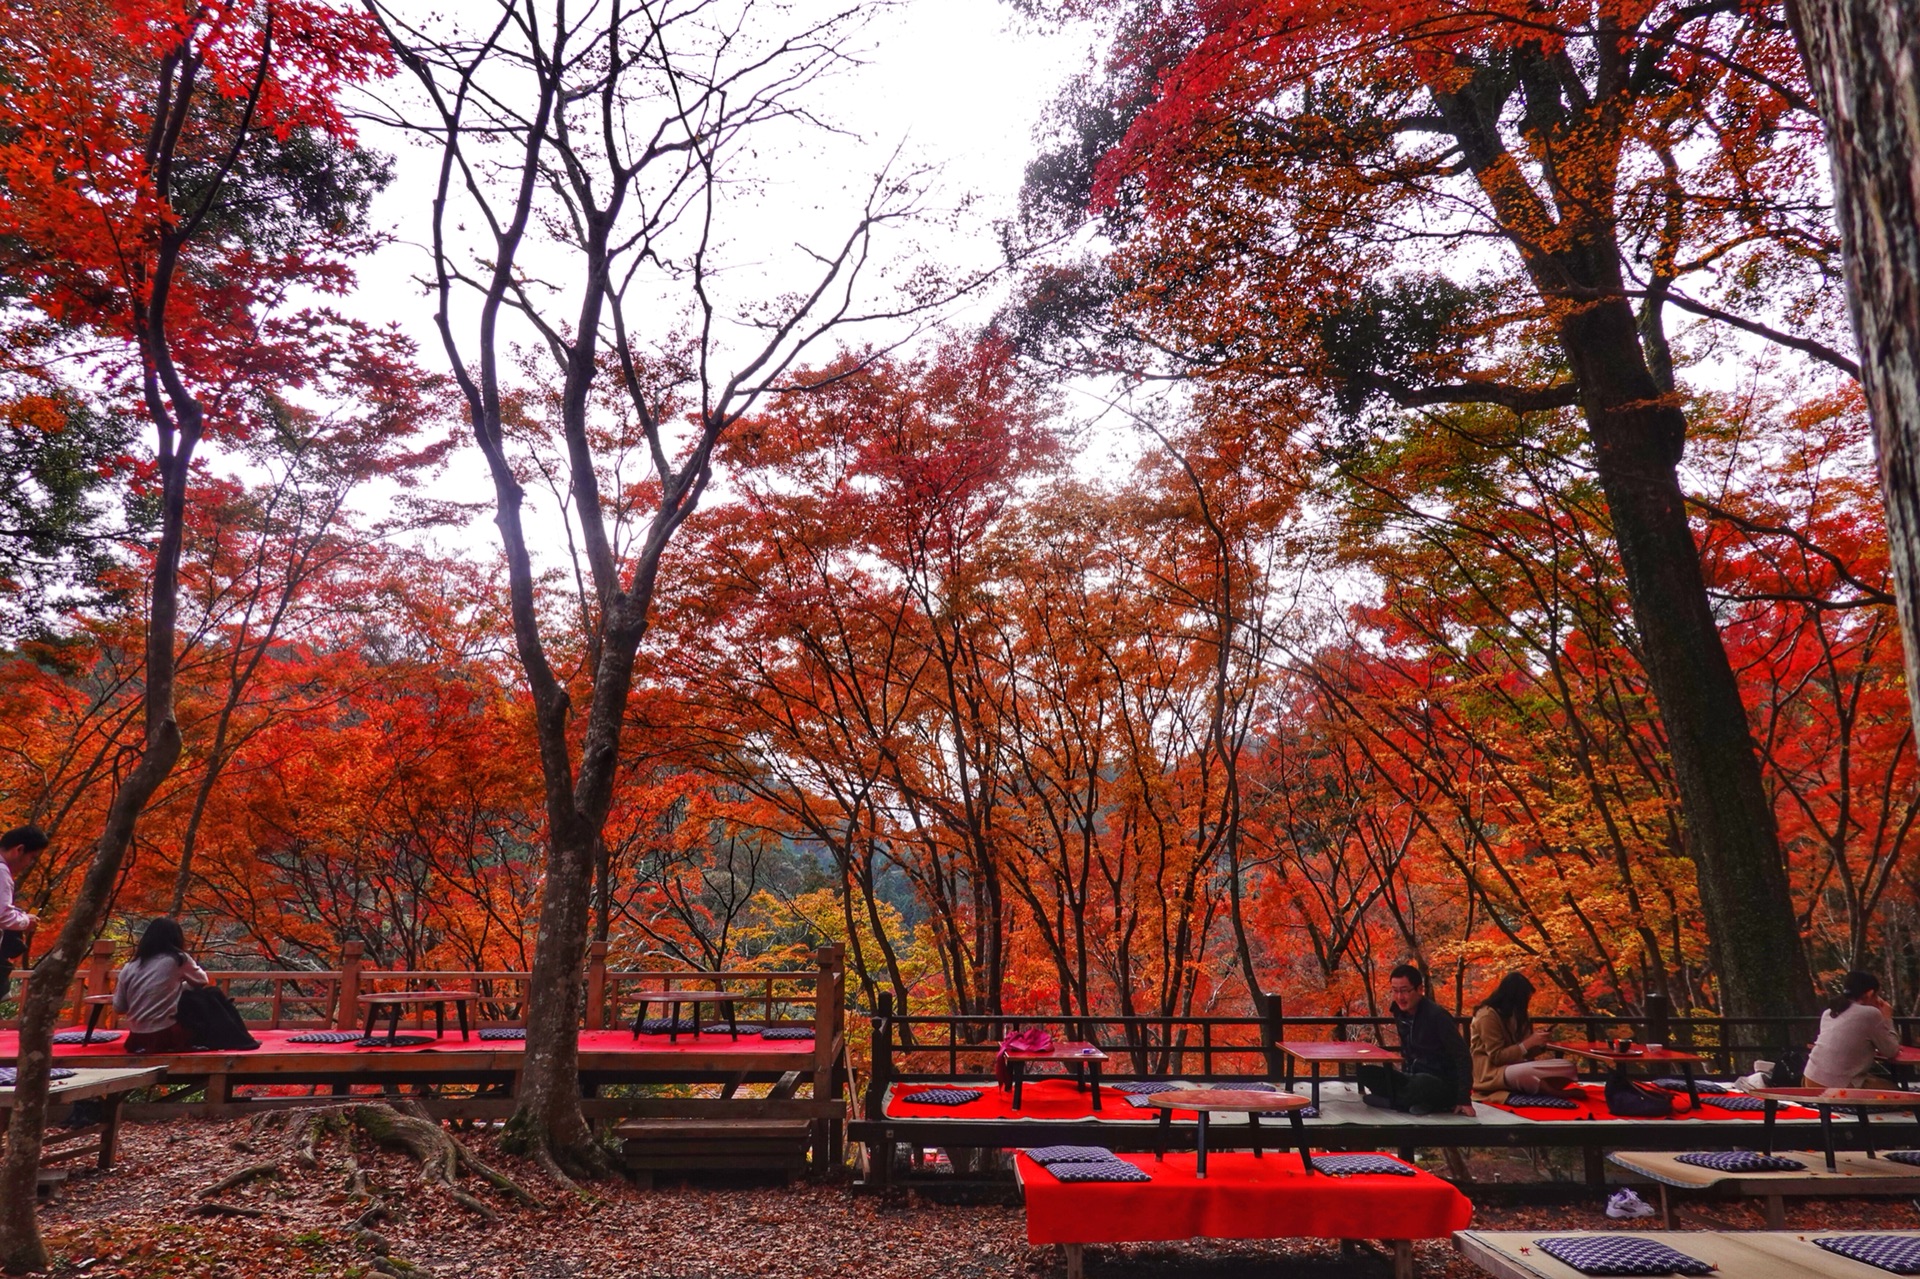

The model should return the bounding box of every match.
[344,0,1105,375]
[319,0,1110,550]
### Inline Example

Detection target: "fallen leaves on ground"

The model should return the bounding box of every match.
[32,1122,1920,1277]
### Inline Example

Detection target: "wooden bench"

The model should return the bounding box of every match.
[1607,1149,1920,1228]
[1458,1228,1920,1278]
[1015,1150,1471,1279]
[1,1066,165,1194]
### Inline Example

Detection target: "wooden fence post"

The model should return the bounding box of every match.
[812,944,847,1166]
[336,940,364,1031]
[75,938,113,1024]
[1262,990,1285,1079]
[1644,991,1672,1046]
[867,990,894,1121]
[586,941,609,1031]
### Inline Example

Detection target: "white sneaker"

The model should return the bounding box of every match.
[1606,1189,1657,1219]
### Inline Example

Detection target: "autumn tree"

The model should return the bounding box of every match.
[0,1,408,1265]
[1020,0,1852,1018]
[369,0,959,1176]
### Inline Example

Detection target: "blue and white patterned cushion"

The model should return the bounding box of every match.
[1023,1144,1119,1165]
[478,1028,526,1041]
[0,1067,77,1085]
[1503,1093,1581,1109]
[287,1031,363,1044]
[352,1034,435,1049]
[1674,1150,1805,1172]
[1113,1081,1180,1095]
[1814,1234,1920,1274]
[1653,1077,1728,1094]
[1533,1236,1714,1276]
[760,1027,815,1040]
[897,1087,982,1107]
[638,1017,700,1034]
[1311,1154,1416,1177]
[1697,1094,1766,1112]
[52,1030,120,1044]
[1047,1159,1150,1183]
[1880,1150,1920,1168]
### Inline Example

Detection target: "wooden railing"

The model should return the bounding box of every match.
[4,939,847,1047]
[862,989,1920,1119]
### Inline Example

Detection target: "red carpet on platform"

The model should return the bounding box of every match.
[885,1078,1195,1121]
[1485,1082,1820,1122]
[1015,1151,1473,1245]
[0,1026,818,1063]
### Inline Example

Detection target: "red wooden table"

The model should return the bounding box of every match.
[1142,1088,1313,1178]
[359,990,478,1043]
[1750,1086,1920,1169]
[1555,1041,1706,1106]
[1004,1042,1107,1111]
[1279,1040,1400,1108]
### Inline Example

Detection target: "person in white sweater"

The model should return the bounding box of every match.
[1803,970,1902,1089]
[113,918,210,1053]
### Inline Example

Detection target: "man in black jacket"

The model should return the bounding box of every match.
[1356,964,1476,1116]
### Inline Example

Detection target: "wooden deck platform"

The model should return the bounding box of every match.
[852,1079,1920,1190]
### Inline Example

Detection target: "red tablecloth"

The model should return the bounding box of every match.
[1485,1082,1819,1122]
[1015,1151,1472,1245]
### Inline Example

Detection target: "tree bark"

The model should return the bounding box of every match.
[1790,0,1920,767]
[1558,293,1819,1020]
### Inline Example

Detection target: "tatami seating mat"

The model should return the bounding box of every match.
[1457,1230,1920,1279]
[1609,1149,1920,1189]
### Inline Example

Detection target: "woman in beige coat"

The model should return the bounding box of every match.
[1470,973,1577,1101]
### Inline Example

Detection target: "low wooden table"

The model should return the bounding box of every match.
[1142,1088,1313,1178]
[628,989,750,1042]
[1555,1042,1706,1106]
[359,990,478,1043]
[1750,1085,1920,1170]
[79,993,116,1044]
[1003,1042,1107,1112]
[0,1065,164,1174]
[1279,1040,1401,1108]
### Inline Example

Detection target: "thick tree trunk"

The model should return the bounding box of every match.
[502,826,599,1173]
[0,418,195,1271]
[1559,295,1818,1021]
[1790,0,1920,757]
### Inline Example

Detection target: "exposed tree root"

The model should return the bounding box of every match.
[190,1101,542,1275]
[200,1163,281,1197]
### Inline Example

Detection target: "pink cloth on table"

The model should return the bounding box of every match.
[997,1028,1055,1090]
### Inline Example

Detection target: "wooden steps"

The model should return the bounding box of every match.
[616,1118,811,1184]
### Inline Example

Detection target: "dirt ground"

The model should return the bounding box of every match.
[28,1119,1920,1277]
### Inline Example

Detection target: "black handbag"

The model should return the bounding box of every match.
[176,985,260,1051]
[1604,1075,1675,1117]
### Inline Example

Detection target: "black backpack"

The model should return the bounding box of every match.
[1766,1046,1808,1088]
[176,986,260,1051]
[1604,1075,1675,1117]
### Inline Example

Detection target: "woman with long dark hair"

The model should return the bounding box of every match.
[112,917,210,1053]
[1804,971,1901,1088]
[1470,972,1577,1100]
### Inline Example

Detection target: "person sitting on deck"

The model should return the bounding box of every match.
[1469,972,1577,1102]
[0,824,48,1000]
[113,917,211,1054]
[1803,970,1901,1089]
[1358,964,1476,1117]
